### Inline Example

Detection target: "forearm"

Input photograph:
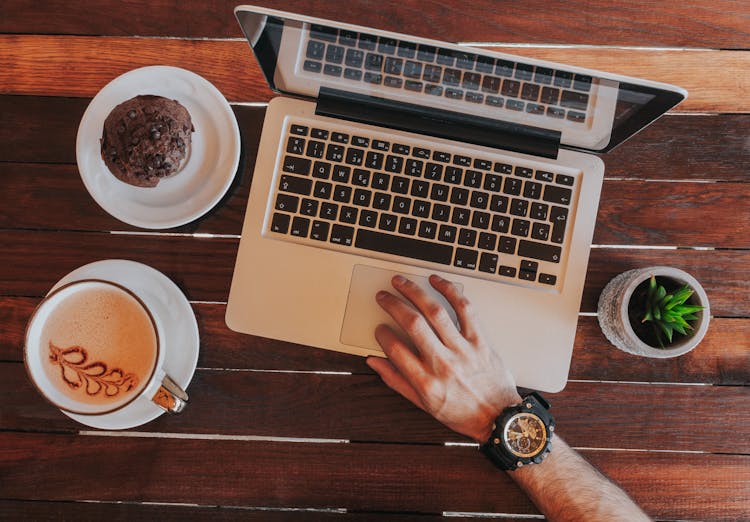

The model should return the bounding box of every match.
[507,437,651,522]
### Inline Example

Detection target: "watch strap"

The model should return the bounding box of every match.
[480,392,554,471]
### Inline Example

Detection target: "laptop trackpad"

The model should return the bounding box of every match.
[340,265,462,353]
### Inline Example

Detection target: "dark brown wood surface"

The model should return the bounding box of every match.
[1,1,748,520]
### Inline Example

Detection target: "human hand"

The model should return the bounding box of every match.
[367,274,522,443]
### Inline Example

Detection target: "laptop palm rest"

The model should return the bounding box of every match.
[340,265,462,353]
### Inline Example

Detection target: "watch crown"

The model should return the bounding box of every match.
[493,437,501,445]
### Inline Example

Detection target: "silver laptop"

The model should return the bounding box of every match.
[226,5,686,392]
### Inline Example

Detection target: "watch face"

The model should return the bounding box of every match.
[503,412,547,458]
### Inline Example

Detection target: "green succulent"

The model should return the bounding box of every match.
[642,275,704,347]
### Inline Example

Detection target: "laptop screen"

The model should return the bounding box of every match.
[236,6,686,154]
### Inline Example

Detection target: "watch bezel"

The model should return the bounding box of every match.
[502,411,548,458]
[481,392,555,470]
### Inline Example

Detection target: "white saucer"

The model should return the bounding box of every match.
[50,260,200,429]
[76,66,241,229]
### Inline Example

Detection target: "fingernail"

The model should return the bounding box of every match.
[393,275,406,285]
[430,274,443,283]
[376,290,388,301]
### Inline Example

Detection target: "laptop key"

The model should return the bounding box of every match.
[438,224,457,243]
[282,155,311,175]
[271,213,291,234]
[306,40,325,59]
[543,185,572,205]
[310,221,330,241]
[290,216,310,237]
[454,248,478,270]
[539,273,557,285]
[306,140,325,158]
[345,148,365,166]
[275,194,299,212]
[498,236,517,254]
[417,44,437,62]
[320,202,338,220]
[330,224,354,246]
[326,45,345,64]
[479,252,499,273]
[280,175,312,195]
[458,228,477,247]
[550,206,568,244]
[518,240,562,263]
[358,33,378,50]
[345,48,364,67]
[359,210,378,228]
[478,232,497,250]
[531,222,550,241]
[491,215,510,234]
[344,68,363,81]
[418,221,438,239]
[397,41,417,58]
[511,218,530,237]
[303,60,322,73]
[356,229,452,265]
[339,30,358,46]
[499,265,517,277]
[379,213,398,231]
[300,198,318,216]
[311,24,338,42]
[340,206,358,224]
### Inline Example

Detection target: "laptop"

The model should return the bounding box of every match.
[226,5,686,392]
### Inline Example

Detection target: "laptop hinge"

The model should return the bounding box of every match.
[316,87,560,159]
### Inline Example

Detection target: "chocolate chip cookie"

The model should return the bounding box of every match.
[101,95,194,187]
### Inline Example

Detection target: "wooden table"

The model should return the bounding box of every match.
[1,1,749,520]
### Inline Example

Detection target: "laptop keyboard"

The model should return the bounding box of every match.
[269,119,577,289]
[302,24,592,125]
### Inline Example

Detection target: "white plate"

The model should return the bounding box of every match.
[76,66,241,229]
[50,260,200,430]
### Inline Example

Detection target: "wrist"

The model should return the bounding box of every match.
[473,389,523,443]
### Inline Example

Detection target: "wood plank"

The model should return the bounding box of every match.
[2,362,748,453]
[2,0,749,49]
[3,297,747,384]
[1,432,747,520]
[1,231,747,316]
[0,500,470,522]
[0,36,746,112]
[2,98,749,183]
[3,160,747,246]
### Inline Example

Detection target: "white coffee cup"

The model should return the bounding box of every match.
[25,279,188,417]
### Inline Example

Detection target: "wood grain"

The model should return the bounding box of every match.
[3,160,747,246]
[2,0,749,49]
[0,36,746,112]
[1,432,748,520]
[2,362,748,452]
[3,99,749,183]
[0,500,475,522]
[3,297,748,384]
[1,231,747,316]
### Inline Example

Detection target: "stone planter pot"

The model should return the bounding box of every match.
[597,266,710,358]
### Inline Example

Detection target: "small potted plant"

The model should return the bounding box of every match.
[597,266,710,358]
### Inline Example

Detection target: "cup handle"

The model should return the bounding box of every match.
[151,375,188,413]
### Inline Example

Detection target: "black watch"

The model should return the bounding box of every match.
[480,392,555,470]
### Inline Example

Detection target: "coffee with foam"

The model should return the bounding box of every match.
[26,281,158,414]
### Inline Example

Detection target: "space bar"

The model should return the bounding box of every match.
[355,229,453,265]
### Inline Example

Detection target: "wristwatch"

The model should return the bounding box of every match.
[480,392,555,470]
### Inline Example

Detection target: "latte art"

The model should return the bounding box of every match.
[48,342,139,397]
[35,282,159,411]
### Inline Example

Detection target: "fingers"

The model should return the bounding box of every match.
[373,323,430,386]
[386,275,465,348]
[366,355,424,410]
[428,274,481,343]
[376,288,449,353]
